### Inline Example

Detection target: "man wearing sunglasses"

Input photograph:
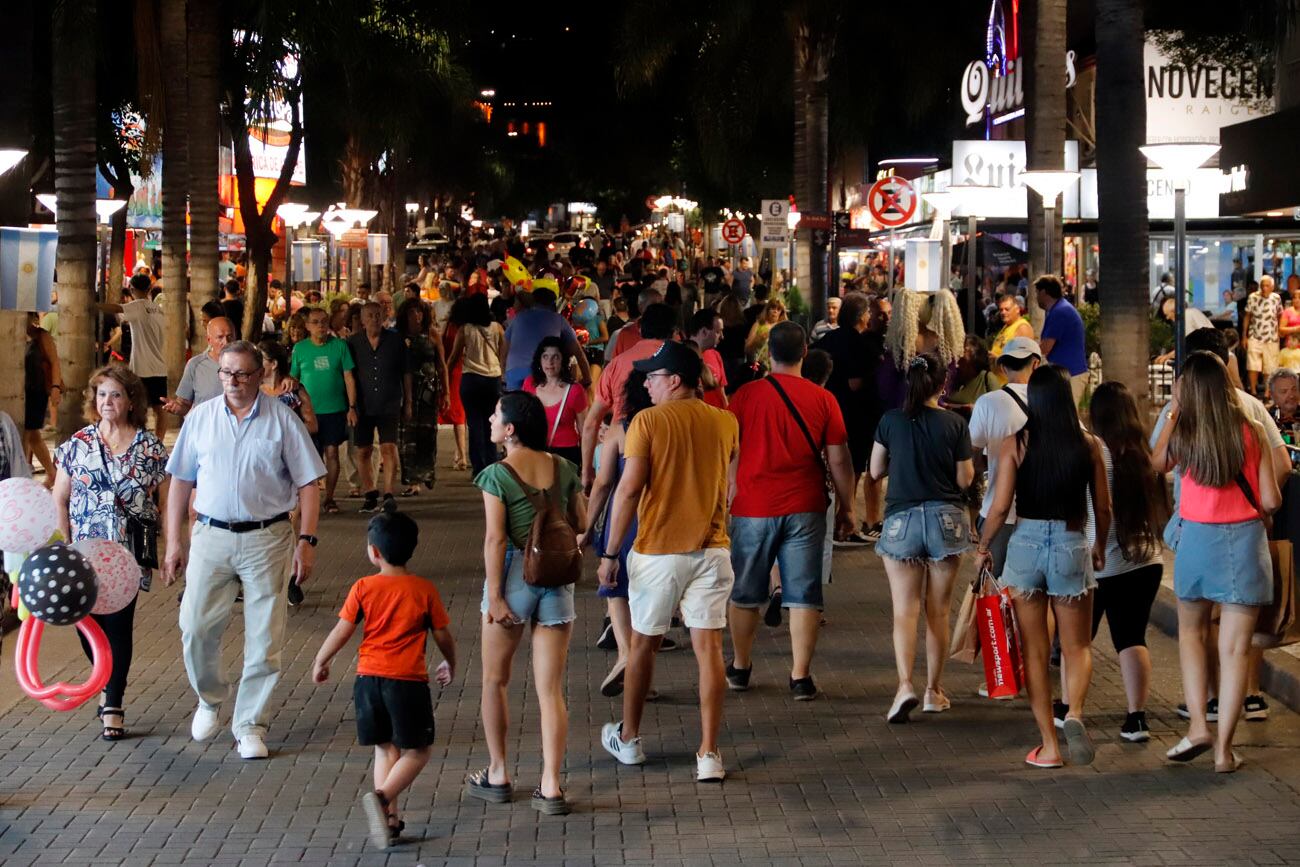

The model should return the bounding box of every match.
[163,341,325,760]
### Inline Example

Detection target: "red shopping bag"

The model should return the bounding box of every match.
[977,577,1023,699]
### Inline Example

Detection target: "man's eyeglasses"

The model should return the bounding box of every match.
[218,368,259,382]
[644,372,674,380]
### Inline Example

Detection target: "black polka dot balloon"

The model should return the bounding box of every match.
[18,544,98,626]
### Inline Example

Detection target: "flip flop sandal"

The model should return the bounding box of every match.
[323,499,340,514]
[98,706,126,741]
[464,767,512,803]
[1215,751,1244,774]
[400,487,418,497]
[386,815,405,842]
[360,791,391,851]
[1166,736,1214,763]
[1025,746,1063,769]
[1062,718,1095,766]
[531,786,571,815]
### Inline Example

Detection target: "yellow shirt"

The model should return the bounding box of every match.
[990,316,1031,365]
[624,398,738,555]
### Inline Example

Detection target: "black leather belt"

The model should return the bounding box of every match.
[197,513,290,533]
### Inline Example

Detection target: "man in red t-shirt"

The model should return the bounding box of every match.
[580,303,675,488]
[724,322,856,701]
[689,308,728,408]
[609,287,665,359]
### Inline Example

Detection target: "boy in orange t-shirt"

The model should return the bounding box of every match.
[313,509,457,851]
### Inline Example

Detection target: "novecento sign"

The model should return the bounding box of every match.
[1144,37,1274,145]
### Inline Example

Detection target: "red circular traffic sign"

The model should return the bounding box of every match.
[721,218,747,245]
[867,177,917,228]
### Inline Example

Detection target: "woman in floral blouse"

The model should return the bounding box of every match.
[52,365,167,741]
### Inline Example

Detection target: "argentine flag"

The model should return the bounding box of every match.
[0,227,57,312]
[366,233,389,266]
[291,240,324,282]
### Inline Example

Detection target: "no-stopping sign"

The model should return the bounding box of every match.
[721,218,747,245]
[867,177,917,228]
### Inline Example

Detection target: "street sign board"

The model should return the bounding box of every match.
[760,199,790,246]
[798,212,832,231]
[721,218,747,246]
[833,210,851,231]
[339,228,368,249]
[867,177,917,227]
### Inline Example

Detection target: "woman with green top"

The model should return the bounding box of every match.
[744,297,787,374]
[467,391,585,816]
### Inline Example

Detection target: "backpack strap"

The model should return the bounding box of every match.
[497,461,547,519]
[1001,384,1028,414]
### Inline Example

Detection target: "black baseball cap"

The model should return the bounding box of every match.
[632,340,702,380]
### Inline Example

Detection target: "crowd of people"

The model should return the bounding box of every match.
[3,226,1296,851]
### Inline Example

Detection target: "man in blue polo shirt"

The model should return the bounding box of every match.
[1035,274,1088,405]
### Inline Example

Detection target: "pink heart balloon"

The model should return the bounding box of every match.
[71,538,140,615]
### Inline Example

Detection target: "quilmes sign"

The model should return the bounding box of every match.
[961,53,1077,127]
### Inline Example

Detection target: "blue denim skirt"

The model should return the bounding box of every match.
[1001,518,1096,599]
[876,501,970,563]
[1172,518,1272,606]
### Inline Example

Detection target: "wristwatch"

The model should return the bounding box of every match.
[599,552,618,561]
[298,534,319,547]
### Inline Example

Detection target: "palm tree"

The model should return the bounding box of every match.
[792,14,835,324]
[52,0,99,438]
[1025,0,1068,308]
[187,0,221,351]
[159,0,190,389]
[0,2,35,426]
[1095,0,1150,409]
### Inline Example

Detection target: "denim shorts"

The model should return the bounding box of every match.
[479,546,576,626]
[1001,518,1096,599]
[729,512,827,610]
[875,502,971,563]
[1173,518,1272,606]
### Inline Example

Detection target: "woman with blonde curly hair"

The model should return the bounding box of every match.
[879,288,966,412]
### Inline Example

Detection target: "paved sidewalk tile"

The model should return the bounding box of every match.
[2,433,1299,865]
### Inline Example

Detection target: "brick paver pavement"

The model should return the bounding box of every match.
[2,435,1299,866]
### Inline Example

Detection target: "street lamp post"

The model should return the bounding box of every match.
[946,184,999,335]
[1139,143,1220,372]
[922,190,955,292]
[1019,170,1080,275]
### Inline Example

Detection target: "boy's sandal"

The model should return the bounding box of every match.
[464,767,512,803]
[98,706,126,741]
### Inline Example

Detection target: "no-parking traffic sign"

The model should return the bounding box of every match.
[721,218,747,246]
[867,176,917,228]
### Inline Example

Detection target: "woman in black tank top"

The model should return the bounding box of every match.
[975,366,1109,769]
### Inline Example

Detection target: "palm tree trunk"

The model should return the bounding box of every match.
[107,200,129,298]
[1025,0,1067,331]
[187,0,220,353]
[793,22,831,324]
[1095,0,1150,410]
[52,0,99,438]
[159,0,189,389]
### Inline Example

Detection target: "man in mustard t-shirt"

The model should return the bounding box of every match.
[597,341,739,783]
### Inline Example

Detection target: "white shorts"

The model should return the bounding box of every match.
[1247,340,1279,374]
[626,547,734,635]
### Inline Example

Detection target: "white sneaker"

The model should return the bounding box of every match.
[696,751,726,782]
[600,721,646,765]
[922,690,951,713]
[191,705,221,742]
[235,733,269,760]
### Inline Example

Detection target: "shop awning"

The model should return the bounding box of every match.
[951,233,1028,268]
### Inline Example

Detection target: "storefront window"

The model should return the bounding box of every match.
[1149,234,1255,312]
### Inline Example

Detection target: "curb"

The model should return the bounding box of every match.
[1149,583,1300,714]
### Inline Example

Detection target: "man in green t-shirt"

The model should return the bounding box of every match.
[290,307,357,512]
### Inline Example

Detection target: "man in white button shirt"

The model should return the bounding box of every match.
[162,340,325,759]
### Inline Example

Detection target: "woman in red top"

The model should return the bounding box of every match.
[439,301,470,471]
[522,337,589,467]
[1152,351,1281,773]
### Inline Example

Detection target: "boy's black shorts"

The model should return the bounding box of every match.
[354,675,435,749]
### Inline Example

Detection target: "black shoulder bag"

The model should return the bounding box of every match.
[766,377,833,507]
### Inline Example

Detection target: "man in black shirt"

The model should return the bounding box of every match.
[346,302,407,512]
[813,291,884,546]
[221,279,245,339]
[699,256,725,300]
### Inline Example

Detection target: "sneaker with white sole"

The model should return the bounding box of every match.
[191,705,221,742]
[1120,711,1150,742]
[601,721,645,765]
[1244,694,1269,721]
[922,690,950,713]
[696,751,725,782]
[235,733,269,760]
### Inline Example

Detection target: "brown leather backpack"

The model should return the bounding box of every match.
[500,456,582,587]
